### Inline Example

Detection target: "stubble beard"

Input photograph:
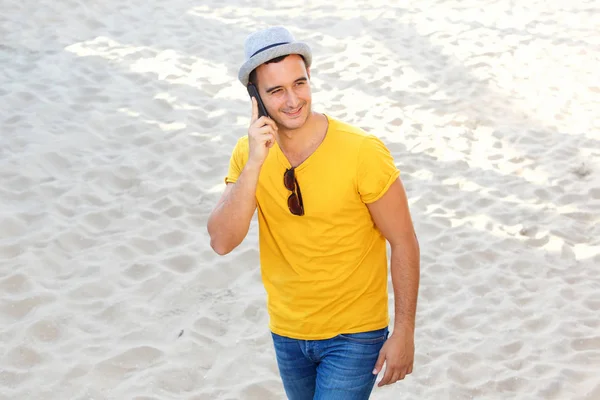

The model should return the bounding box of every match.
[275,101,311,132]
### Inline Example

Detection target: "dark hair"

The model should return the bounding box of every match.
[249,54,306,86]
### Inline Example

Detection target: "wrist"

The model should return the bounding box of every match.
[393,320,415,333]
[243,160,264,175]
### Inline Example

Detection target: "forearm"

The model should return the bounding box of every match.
[390,234,420,332]
[207,163,261,255]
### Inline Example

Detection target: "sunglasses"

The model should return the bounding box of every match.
[284,168,304,216]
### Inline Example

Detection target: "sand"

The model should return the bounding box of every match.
[1,0,599,399]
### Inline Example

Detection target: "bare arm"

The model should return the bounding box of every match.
[207,97,277,255]
[367,178,420,332]
[207,162,262,255]
[368,178,420,386]
[389,233,420,332]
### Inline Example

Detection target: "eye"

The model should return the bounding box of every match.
[271,89,282,95]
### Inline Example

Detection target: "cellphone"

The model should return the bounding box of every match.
[247,83,270,118]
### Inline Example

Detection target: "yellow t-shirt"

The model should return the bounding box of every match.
[225,115,400,340]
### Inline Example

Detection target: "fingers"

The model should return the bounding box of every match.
[253,123,277,137]
[250,117,278,149]
[372,352,386,375]
[387,371,402,386]
[254,131,274,150]
[248,106,277,156]
[377,366,394,387]
[265,134,275,149]
[377,365,412,387]
[250,96,258,122]
[394,370,405,382]
[253,115,277,131]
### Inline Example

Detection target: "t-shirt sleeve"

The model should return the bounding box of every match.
[357,135,400,203]
[224,137,249,184]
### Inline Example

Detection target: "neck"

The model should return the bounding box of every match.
[277,111,323,154]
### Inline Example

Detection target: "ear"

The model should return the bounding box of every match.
[307,66,311,79]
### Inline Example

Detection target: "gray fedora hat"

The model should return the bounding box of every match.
[238,26,312,87]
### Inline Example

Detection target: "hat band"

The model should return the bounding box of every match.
[250,42,290,58]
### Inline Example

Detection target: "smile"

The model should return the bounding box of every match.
[284,106,303,117]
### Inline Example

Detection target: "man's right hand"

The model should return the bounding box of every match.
[247,96,278,167]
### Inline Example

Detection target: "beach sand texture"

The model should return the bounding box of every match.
[1,0,599,399]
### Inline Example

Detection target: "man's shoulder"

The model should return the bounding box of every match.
[227,135,250,168]
[326,115,394,162]
[235,134,249,147]
[326,116,377,155]
[232,135,250,154]
[327,115,370,139]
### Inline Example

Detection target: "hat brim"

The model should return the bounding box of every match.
[238,42,312,87]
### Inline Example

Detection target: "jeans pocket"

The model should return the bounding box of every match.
[337,327,388,344]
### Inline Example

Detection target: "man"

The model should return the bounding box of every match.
[207,26,420,399]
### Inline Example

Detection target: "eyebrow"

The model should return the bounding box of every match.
[265,77,308,94]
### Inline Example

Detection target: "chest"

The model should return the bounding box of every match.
[279,134,326,168]
[256,160,363,220]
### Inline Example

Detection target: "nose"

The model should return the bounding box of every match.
[285,90,300,108]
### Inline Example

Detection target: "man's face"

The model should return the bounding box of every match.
[255,55,312,131]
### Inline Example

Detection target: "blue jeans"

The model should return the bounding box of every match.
[271,327,389,400]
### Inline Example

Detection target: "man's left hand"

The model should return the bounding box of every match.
[372,328,415,387]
